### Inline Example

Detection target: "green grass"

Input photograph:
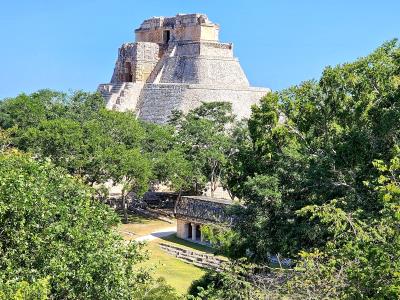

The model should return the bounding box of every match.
[116,211,175,239]
[115,212,207,295]
[141,238,207,295]
[160,234,215,253]
[160,234,228,261]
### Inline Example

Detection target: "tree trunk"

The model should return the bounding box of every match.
[174,188,182,215]
[227,189,234,201]
[210,170,214,198]
[122,191,128,224]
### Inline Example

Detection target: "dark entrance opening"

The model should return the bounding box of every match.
[195,225,201,241]
[187,223,192,239]
[124,61,132,82]
[163,30,171,44]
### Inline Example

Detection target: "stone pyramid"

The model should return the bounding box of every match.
[98,13,269,123]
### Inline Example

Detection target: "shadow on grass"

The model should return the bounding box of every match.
[115,209,160,224]
[159,234,215,254]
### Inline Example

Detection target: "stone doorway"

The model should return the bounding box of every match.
[195,224,201,241]
[187,223,193,239]
[163,30,171,44]
[124,61,132,82]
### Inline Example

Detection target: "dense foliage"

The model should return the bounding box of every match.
[0,151,180,299]
[192,40,400,299]
[170,102,235,197]
[0,92,185,299]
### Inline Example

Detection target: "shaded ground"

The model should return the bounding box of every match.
[116,211,176,239]
[160,234,215,254]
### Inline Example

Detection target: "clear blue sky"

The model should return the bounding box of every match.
[1,0,399,99]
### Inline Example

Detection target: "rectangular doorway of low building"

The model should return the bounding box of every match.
[187,223,192,239]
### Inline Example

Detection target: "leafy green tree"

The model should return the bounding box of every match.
[0,151,178,299]
[154,149,193,193]
[109,147,152,223]
[277,154,400,299]
[226,40,400,259]
[194,154,400,299]
[20,118,85,175]
[63,91,106,123]
[188,261,267,300]
[172,102,235,196]
[0,278,50,300]
[0,90,67,130]
[0,127,14,152]
[2,90,150,193]
[220,120,258,200]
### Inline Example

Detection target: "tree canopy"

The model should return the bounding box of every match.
[193,40,400,299]
[0,151,180,299]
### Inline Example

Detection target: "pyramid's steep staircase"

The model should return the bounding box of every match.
[98,82,144,112]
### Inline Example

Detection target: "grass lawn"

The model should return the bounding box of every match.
[160,234,215,253]
[116,211,176,239]
[115,211,208,295]
[141,238,207,295]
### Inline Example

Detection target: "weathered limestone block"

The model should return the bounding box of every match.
[160,242,227,270]
[175,196,233,224]
[111,42,159,84]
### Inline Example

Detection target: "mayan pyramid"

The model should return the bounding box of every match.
[98,13,269,123]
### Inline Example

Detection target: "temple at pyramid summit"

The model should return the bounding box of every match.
[98,13,270,123]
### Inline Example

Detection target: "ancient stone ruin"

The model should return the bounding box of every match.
[175,196,233,243]
[159,243,227,270]
[98,13,270,123]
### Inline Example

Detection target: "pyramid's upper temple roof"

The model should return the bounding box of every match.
[135,13,220,43]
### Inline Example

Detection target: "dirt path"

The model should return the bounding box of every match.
[134,226,176,242]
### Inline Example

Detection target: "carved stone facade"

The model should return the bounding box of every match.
[98,13,270,123]
[111,42,160,83]
[175,196,232,243]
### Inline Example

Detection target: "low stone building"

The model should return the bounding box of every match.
[175,196,233,243]
[98,13,269,124]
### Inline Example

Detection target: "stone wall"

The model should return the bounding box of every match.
[182,85,268,119]
[158,55,249,87]
[176,219,187,238]
[135,14,219,44]
[199,42,233,57]
[175,196,233,224]
[99,82,144,112]
[137,83,186,123]
[159,242,226,270]
[136,83,268,123]
[111,42,160,84]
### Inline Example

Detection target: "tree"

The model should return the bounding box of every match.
[225,40,400,259]
[0,151,178,299]
[0,278,50,300]
[172,102,235,196]
[278,154,400,299]
[109,147,152,223]
[20,118,85,175]
[188,261,273,300]
[0,90,67,131]
[190,154,400,299]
